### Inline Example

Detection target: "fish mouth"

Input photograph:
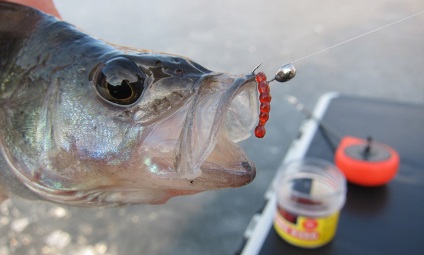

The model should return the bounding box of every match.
[173,73,258,186]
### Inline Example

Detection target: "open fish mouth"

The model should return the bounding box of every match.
[173,73,258,185]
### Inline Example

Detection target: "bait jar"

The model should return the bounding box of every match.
[274,159,346,248]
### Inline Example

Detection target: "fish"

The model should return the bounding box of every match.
[0,2,259,206]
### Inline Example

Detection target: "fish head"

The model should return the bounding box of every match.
[7,52,259,206]
[85,53,259,204]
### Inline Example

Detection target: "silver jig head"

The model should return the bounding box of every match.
[272,63,296,83]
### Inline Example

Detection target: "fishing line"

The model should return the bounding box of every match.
[284,95,342,142]
[254,10,423,139]
[289,10,424,64]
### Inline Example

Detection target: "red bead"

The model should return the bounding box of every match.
[255,72,267,83]
[255,125,266,138]
[259,112,269,125]
[258,81,270,93]
[255,72,271,139]
[259,92,272,103]
[260,102,270,113]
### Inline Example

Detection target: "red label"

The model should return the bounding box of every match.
[303,219,318,230]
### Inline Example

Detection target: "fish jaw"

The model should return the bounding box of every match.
[136,73,259,192]
[173,73,258,179]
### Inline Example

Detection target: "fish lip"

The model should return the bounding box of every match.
[174,72,258,180]
[200,159,257,188]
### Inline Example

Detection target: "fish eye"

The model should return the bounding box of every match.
[91,57,145,106]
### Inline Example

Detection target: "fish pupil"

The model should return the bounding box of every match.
[108,79,133,99]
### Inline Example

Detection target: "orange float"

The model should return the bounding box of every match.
[335,136,400,186]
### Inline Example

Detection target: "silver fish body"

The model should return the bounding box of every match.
[0,2,258,206]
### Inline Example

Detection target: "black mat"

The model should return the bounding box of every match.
[258,95,424,255]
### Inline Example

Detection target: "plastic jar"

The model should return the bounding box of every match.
[274,159,347,248]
